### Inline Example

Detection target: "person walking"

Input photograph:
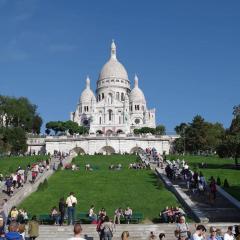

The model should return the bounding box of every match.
[67,223,85,240]
[191,225,206,240]
[121,231,129,240]
[100,216,114,240]
[66,192,77,225]
[28,215,39,240]
[175,216,190,240]
[2,199,8,225]
[59,197,66,226]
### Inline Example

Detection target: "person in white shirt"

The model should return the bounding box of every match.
[191,224,207,240]
[124,207,132,224]
[66,192,77,225]
[67,223,85,240]
[223,226,234,240]
[88,205,97,222]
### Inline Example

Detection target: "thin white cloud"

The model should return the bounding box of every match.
[0,49,29,62]
[49,44,78,53]
[0,37,29,62]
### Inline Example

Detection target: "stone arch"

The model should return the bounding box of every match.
[116,129,124,134]
[106,129,113,136]
[70,147,86,155]
[130,146,144,154]
[96,130,103,135]
[99,146,115,155]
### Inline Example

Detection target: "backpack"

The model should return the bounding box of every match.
[102,226,113,237]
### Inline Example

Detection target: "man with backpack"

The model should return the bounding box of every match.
[100,216,114,240]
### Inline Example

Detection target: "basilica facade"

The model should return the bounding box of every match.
[70,41,156,135]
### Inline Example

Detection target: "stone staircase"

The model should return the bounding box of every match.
[36,223,236,240]
[0,155,73,214]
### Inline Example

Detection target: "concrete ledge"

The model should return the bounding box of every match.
[217,185,240,209]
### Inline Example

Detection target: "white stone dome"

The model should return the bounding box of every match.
[99,40,128,80]
[129,75,146,103]
[80,77,96,103]
[99,59,128,80]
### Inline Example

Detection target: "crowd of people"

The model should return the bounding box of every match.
[165,159,217,203]
[47,197,134,227]
[1,159,51,198]
[160,206,186,223]
[0,215,39,240]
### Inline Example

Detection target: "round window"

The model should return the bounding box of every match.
[83,119,89,125]
[135,119,140,124]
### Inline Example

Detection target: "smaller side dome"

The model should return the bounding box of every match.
[80,76,96,103]
[129,74,146,103]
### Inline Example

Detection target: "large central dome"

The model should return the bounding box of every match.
[99,41,129,81]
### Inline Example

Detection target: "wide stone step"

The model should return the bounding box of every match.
[35,224,236,240]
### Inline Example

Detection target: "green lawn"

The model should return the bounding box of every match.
[169,155,240,201]
[0,155,49,176]
[19,155,179,221]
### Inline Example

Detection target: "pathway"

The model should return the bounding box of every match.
[140,153,240,222]
[0,154,74,215]
[36,223,237,240]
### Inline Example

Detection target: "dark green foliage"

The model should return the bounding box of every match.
[223,179,230,188]
[0,95,42,154]
[37,179,48,192]
[155,125,166,135]
[37,182,44,192]
[216,176,221,186]
[133,124,166,135]
[216,108,240,166]
[42,179,48,189]
[45,121,89,135]
[173,115,224,154]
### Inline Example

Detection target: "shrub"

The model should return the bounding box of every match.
[157,179,164,190]
[37,182,43,192]
[42,179,48,189]
[216,177,221,186]
[223,179,230,188]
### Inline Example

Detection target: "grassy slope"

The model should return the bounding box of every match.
[170,155,240,200]
[0,155,48,176]
[20,155,179,221]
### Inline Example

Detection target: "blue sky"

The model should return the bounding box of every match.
[0,0,240,133]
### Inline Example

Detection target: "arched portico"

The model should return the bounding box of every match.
[70,147,86,155]
[130,146,144,154]
[99,146,115,155]
[106,129,113,136]
[116,129,124,134]
[96,130,103,135]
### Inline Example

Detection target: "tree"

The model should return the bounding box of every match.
[217,106,240,166]
[0,95,42,154]
[155,125,166,135]
[64,121,80,135]
[0,95,41,133]
[45,120,89,135]
[32,115,43,134]
[2,127,27,154]
[173,115,224,154]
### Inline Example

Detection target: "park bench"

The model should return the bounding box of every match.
[38,214,54,225]
[120,212,144,223]
[76,212,92,224]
